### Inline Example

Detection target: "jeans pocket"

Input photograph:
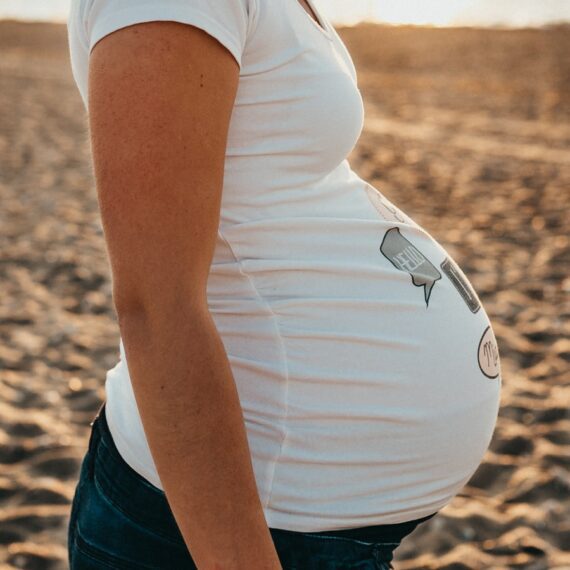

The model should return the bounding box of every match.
[91,427,189,548]
[69,406,194,569]
[70,471,196,570]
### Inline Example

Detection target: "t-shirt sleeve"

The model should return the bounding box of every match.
[84,0,251,68]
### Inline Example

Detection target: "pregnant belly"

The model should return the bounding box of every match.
[209,176,502,523]
[219,204,501,431]
[217,177,502,417]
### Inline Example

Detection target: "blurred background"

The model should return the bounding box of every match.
[0,1,569,569]
[2,0,570,26]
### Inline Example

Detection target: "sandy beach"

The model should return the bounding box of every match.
[0,20,569,569]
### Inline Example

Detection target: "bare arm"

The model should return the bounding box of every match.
[88,21,282,570]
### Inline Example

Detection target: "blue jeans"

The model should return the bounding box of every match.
[68,402,437,569]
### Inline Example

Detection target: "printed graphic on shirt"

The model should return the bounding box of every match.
[380,227,442,308]
[477,325,500,379]
[364,184,408,224]
[364,184,425,231]
[440,257,481,313]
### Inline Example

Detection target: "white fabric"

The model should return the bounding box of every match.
[67,0,502,532]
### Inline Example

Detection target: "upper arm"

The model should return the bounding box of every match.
[88,21,240,315]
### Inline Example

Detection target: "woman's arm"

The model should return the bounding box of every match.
[88,21,282,570]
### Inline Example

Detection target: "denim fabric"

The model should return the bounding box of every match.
[68,403,435,569]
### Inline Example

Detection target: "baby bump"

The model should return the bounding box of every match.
[268,206,503,511]
[222,186,503,402]
[355,182,502,447]
[217,178,502,438]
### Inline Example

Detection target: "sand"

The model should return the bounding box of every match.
[0,20,569,570]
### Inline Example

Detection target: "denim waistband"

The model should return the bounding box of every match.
[88,401,437,545]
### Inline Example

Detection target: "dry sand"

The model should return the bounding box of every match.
[0,20,569,570]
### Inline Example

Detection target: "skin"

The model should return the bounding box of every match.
[88,20,282,570]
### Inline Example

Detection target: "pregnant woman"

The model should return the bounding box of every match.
[66,0,502,568]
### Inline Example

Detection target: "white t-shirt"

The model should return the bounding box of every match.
[67,0,502,532]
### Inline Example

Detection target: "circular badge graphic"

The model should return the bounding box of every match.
[477,325,500,379]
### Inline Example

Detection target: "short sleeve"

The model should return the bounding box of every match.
[85,0,252,68]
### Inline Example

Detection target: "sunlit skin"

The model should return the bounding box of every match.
[88,20,283,570]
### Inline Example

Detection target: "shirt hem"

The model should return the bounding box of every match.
[263,502,447,533]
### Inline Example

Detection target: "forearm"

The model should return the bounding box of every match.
[116,303,282,570]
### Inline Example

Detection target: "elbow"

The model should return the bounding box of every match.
[113,287,209,329]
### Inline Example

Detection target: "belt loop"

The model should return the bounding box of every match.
[372,544,395,569]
